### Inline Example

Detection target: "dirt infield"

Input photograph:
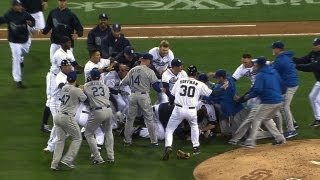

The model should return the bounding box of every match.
[1,21,320,39]
[194,139,320,180]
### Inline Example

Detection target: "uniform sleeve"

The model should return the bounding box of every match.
[121,70,131,86]
[148,48,156,60]
[42,10,53,34]
[170,80,179,96]
[293,53,311,64]
[87,29,95,51]
[161,71,170,83]
[69,51,76,62]
[56,74,66,86]
[101,58,110,68]
[149,70,159,84]
[232,65,244,80]
[168,50,174,67]
[76,88,87,102]
[72,14,83,37]
[26,12,35,27]
[201,83,213,97]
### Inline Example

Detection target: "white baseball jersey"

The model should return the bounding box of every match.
[51,71,67,101]
[104,71,121,90]
[232,64,256,85]
[84,58,110,82]
[171,77,212,107]
[148,47,174,73]
[197,101,216,122]
[162,69,188,92]
[50,48,75,75]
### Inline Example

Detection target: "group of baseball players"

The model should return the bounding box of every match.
[2,0,320,170]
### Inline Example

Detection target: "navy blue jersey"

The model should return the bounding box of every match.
[42,8,83,47]
[101,33,131,58]
[87,25,111,52]
[0,9,35,43]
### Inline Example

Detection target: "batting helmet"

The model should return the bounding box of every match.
[187,65,197,76]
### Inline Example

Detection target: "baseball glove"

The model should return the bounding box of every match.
[177,150,190,159]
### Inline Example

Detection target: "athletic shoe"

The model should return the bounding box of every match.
[123,139,132,147]
[239,142,255,149]
[16,81,26,88]
[40,124,51,133]
[293,122,299,129]
[92,159,105,165]
[106,159,115,163]
[272,139,286,146]
[161,147,172,161]
[193,147,201,155]
[43,147,54,153]
[311,120,320,127]
[283,130,298,139]
[60,161,75,169]
[50,166,61,171]
[228,140,238,145]
[151,142,159,148]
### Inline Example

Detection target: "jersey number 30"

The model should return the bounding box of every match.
[92,87,105,97]
[180,85,195,97]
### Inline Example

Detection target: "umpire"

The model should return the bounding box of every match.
[293,38,320,127]
[41,0,83,61]
[87,13,111,52]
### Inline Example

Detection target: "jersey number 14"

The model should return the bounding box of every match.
[131,75,140,85]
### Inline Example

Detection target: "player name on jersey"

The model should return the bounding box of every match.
[180,79,198,86]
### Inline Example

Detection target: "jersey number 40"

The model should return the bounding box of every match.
[180,85,195,97]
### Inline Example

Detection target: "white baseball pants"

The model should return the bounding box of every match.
[9,41,30,82]
[309,82,320,120]
[31,11,45,30]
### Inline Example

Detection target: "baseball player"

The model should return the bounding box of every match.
[197,101,217,139]
[293,38,320,127]
[160,58,188,104]
[84,69,114,164]
[235,57,286,148]
[121,53,165,146]
[149,40,175,75]
[51,71,87,170]
[271,41,299,138]
[41,0,83,61]
[115,46,141,69]
[0,0,35,88]
[41,36,83,134]
[44,59,72,153]
[21,0,47,30]
[87,13,111,52]
[162,65,228,161]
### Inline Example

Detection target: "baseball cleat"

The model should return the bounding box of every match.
[272,139,286,146]
[161,147,172,161]
[283,130,298,139]
[293,122,299,129]
[228,140,238,145]
[20,62,24,68]
[106,159,115,164]
[151,142,159,148]
[40,124,51,133]
[16,81,26,88]
[92,159,105,165]
[50,166,61,171]
[311,120,320,127]
[192,147,201,155]
[60,161,75,169]
[239,142,255,149]
[43,147,54,153]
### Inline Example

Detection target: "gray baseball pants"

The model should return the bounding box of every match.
[51,113,82,169]
[85,107,114,161]
[280,86,298,132]
[125,92,157,144]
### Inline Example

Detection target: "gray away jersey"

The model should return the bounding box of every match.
[84,81,110,109]
[59,84,87,115]
[121,65,158,92]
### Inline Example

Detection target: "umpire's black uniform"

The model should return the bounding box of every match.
[42,7,83,47]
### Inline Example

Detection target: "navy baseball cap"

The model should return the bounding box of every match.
[214,69,227,78]
[171,58,183,67]
[124,46,134,57]
[271,41,284,49]
[112,24,121,32]
[252,56,267,65]
[90,68,101,80]
[12,0,22,6]
[141,53,153,61]
[67,71,77,82]
[313,38,320,46]
[60,59,71,67]
[198,73,208,82]
[99,13,108,20]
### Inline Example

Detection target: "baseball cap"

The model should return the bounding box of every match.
[12,0,22,6]
[124,46,134,57]
[313,38,320,46]
[271,41,284,49]
[187,65,197,75]
[198,73,208,82]
[60,36,71,44]
[99,13,108,20]
[112,24,121,32]
[67,71,77,82]
[141,53,153,61]
[214,69,227,78]
[171,58,183,67]
[252,56,267,65]
[60,59,71,67]
[90,68,101,80]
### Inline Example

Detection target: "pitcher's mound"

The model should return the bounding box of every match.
[194,139,320,180]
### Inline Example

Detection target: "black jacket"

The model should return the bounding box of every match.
[21,0,47,13]
[0,10,35,43]
[42,8,83,47]
[87,25,111,52]
[115,52,141,69]
[101,33,131,58]
[293,51,320,81]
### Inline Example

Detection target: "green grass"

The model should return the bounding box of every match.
[1,37,320,180]
[1,1,320,25]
